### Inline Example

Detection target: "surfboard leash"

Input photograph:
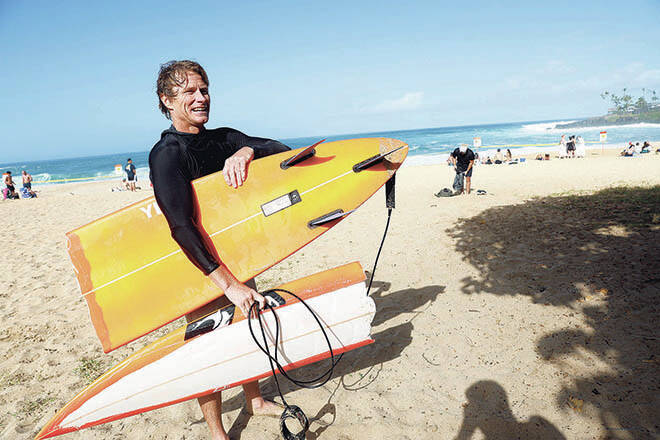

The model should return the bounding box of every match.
[247,170,399,438]
[366,173,396,296]
[248,288,343,440]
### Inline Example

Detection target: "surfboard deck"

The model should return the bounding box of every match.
[67,138,407,352]
[36,262,374,439]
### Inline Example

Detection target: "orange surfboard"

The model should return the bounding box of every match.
[67,138,407,352]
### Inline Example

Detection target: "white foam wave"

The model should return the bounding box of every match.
[521,121,577,132]
[404,153,450,167]
[528,121,660,134]
[33,173,51,182]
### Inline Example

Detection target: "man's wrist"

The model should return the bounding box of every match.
[208,265,237,291]
[239,146,255,160]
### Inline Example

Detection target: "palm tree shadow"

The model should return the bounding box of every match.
[448,185,660,437]
[454,380,566,440]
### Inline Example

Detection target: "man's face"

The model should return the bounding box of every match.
[161,71,210,132]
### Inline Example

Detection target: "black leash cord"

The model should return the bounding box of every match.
[247,288,344,439]
[366,207,392,296]
[249,174,397,438]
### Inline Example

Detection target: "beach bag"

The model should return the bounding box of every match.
[435,188,454,197]
[452,172,464,193]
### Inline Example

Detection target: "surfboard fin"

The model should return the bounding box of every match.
[308,209,355,228]
[184,306,235,340]
[352,145,407,172]
[280,139,325,169]
[263,290,286,307]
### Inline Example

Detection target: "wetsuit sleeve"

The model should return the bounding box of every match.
[149,144,220,275]
[224,128,290,158]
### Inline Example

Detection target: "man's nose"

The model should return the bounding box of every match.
[193,89,207,101]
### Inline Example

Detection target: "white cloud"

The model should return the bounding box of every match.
[364,92,424,113]
[502,64,660,95]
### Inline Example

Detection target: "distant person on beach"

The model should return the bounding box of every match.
[566,136,576,158]
[558,135,567,158]
[620,143,635,157]
[21,170,36,197]
[641,141,650,153]
[575,136,586,158]
[125,158,137,191]
[494,148,504,164]
[450,144,475,194]
[150,59,290,439]
[3,171,18,199]
[505,149,512,162]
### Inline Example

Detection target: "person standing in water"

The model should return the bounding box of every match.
[149,60,289,440]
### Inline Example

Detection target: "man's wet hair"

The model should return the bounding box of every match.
[156,60,209,120]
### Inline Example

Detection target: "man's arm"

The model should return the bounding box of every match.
[150,143,265,317]
[150,145,220,276]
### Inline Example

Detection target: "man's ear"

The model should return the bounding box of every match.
[160,94,174,112]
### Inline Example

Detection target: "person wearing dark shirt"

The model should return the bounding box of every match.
[150,60,289,440]
[125,158,137,191]
[450,145,476,194]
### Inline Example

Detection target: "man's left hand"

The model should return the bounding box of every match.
[223,147,254,188]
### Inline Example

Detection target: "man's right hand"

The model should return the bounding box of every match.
[208,265,265,318]
[223,281,266,318]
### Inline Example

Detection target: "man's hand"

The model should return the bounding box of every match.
[208,265,265,318]
[223,281,266,318]
[223,147,254,188]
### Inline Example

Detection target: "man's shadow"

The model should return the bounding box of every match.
[221,282,445,438]
[454,380,566,440]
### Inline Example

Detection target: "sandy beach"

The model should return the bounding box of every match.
[1,148,659,439]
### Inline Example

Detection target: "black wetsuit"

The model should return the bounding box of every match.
[149,126,290,275]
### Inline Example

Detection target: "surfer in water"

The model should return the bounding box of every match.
[150,60,289,439]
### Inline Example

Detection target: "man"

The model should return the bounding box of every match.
[21,170,36,197]
[449,144,475,195]
[4,171,18,199]
[125,158,137,191]
[149,60,289,440]
[493,148,504,164]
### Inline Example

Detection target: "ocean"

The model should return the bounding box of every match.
[2,120,659,185]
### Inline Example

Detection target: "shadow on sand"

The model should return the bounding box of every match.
[448,186,660,438]
[454,380,565,440]
[221,282,445,438]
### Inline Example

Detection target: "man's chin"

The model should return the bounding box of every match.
[188,115,208,127]
[194,115,209,125]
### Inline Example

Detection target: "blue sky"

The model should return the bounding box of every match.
[1,0,659,161]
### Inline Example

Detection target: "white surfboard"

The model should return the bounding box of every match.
[36,262,375,439]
